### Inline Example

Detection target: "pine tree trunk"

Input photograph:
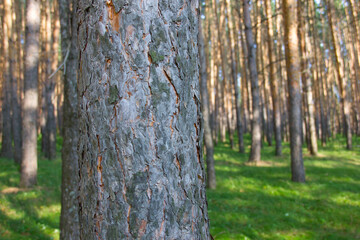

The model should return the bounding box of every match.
[243,0,261,162]
[1,0,13,159]
[20,0,40,187]
[225,0,244,153]
[10,1,22,164]
[327,0,352,149]
[59,0,80,238]
[199,19,216,190]
[265,0,282,155]
[283,0,306,182]
[77,1,210,239]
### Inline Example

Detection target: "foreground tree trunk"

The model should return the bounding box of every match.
[59,0,80,238]
[77,1,210,239]
[243,0,261,162]
[20,0,40,187]
[283,0,306,182]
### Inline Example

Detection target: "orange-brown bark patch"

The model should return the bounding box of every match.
[106,0,121,32]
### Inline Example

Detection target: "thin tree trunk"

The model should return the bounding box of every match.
[265,0,282,155]
[1,0,13,159]
[226,0,244,153]
[283,0,306,182]
[199,19,216,190]
[77,1,210,239]
[327,0,352,149]
[243,0,261,162]
[11,1,22,164]
[44,0,59,160]
[20,0,40,187]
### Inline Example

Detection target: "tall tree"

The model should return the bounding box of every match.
[20,0,40,187]
[11,0,23,164]
[226,0,244,153]
[243,0,261,162]
[327,0,352,149]
[199,15,216,189]
[59,0,80,238]
[283,0,306,182]
[77,0,210,239]
[1,0,13,159]
[265,0,282,155]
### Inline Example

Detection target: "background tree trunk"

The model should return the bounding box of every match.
[199,18,216,190]
[283,0,306,182]
[77,1,210,239]
[243,0,261,162]
[20,0,40,187]
[1,0,13,159]
[265,0,282,156]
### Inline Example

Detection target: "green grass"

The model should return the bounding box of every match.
[0,135,359,239]
[208,135,360,239]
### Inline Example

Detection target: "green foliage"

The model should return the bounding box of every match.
[0,136,359,239]
[208,135,360,239]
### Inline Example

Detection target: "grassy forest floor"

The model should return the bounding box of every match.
[0,135,359,240]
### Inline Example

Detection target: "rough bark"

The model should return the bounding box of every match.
[59,0,80,238]
[20,0,40,187]
[243,0,261,162]
[265,0,282,155]
[77,1,210,239]
[1,0,13,159]
[283,0,306,183]
[199,19,216,190]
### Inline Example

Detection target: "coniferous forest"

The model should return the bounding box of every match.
[0,0,359,239]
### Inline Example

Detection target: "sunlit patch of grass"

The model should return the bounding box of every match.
[1,134,360,239]
[208,134,360,239]
[0,152,61,240]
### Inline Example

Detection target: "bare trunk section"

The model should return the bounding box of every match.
[283,0,306,183]
[243,0,261,162]
[43,0,59,160]
[59,0,80,238]
[77,1,210,239]
[1,0,13,159]
[10,0,22,164]
[226,0,244,153]
[265,0,282,155]
[199,19,216,190]
[20,0,40,187]
[327,0,352,149]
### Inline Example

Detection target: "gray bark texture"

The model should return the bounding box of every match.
[283,0,306,183]
[59,0,80,238]
[199,19,216,190]
[20,0,40,187]
[77,0,210,239]
[243,0,261,162]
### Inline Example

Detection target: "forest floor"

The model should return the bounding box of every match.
[0,135,359,240]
